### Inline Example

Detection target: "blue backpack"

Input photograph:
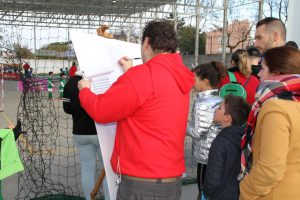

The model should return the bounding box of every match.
[219,71,248,99]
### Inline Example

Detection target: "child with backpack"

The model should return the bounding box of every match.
[202,95,251,200]
[186,61,226,199]
[219,50,259,105]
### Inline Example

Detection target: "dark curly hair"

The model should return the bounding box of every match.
[142,19,178,53]
[192,61,227,88]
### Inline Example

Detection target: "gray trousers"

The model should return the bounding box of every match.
[116,177,182,200]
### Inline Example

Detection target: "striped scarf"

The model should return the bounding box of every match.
[239,74,300,180]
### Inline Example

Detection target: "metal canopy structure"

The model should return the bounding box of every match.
[0,0,199,30]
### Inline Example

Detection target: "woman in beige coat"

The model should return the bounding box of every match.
[239,46,300,200]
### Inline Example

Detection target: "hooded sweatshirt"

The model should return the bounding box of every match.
[0,129,24,180]
[79,53,194,178]
[63,75,97,135]
[203,126,244,200]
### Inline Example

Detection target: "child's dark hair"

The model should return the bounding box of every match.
[224,95,251,126]
[49,71,53,76]
[192,61,227,88]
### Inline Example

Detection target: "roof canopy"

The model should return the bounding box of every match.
[0,0,197,30]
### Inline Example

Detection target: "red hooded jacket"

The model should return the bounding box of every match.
[79,53,194,178]
[69,65,77,77]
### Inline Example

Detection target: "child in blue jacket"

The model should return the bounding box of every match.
[203,95,250,200]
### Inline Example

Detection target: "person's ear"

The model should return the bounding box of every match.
[202,78,210,86]
[224,113,233,124]
[273,31,280,42]
[142,37,150,50]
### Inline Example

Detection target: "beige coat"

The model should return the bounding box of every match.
[240,99,300,200]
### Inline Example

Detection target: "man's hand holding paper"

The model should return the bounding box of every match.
[78,79,92,91]
[119,56,133,72]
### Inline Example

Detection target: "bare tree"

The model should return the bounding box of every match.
[278,0,289,24]
[264,0,289,24]
[0,31,34,69]
[265,0,275,17]
[226,20,252,53]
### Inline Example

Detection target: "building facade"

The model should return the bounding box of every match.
[205,19,251,54]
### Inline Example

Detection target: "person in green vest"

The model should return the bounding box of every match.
[65,68,69,77]
[0,120,25,199]
[47,71,54,99]
[60,68,69,78]
[59,72,67,98]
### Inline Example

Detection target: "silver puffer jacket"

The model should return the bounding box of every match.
[187,89,222,164]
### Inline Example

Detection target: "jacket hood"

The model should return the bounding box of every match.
[146,53,194,94]
[219,126,244,149]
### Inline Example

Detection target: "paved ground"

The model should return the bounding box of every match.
[1,80,198,200]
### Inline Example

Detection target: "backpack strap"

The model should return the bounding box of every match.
[228,71,237,83]
[243,76,251,88]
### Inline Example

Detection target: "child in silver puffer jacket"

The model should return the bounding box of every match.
[187,61,227,200]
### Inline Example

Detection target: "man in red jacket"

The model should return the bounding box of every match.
[78,20,194,200]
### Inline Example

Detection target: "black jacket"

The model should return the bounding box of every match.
[203,126,243,200]
[227,66,239,73]
[63,75,97,135]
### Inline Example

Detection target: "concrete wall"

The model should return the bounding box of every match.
[182,53,232,69]
[25,54,232,74]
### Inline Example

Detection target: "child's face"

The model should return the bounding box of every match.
[213,102,227,124]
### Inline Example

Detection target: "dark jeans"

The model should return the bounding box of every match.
[197,163,207,198]
[116,177,182,200]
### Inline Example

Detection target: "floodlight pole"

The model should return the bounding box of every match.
[172,1,178,31]
[221,0,228,65]
[258,0,264,20]
[67,26,71,67]
[287,0,300,46]
[194,0,200,66]
[139,13,143,44]
[34,20,37,69]
[127,17,132,42]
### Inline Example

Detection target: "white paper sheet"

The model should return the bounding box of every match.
[71,31,142,200]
